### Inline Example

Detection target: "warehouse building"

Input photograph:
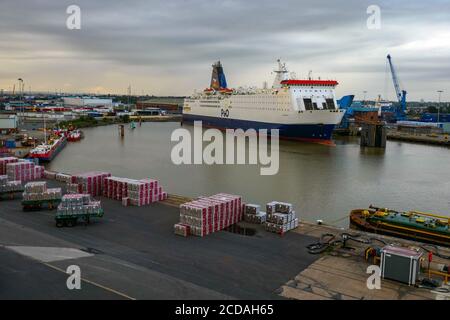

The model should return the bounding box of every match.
[63,97,113,108]
[0,115,18,134]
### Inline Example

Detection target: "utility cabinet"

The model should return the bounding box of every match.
[381,246,422,285]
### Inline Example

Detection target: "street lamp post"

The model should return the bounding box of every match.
[17,78,24,126]
[437,90,443,123]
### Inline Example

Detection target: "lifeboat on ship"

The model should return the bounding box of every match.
[203,88,215,95]
[218,87,233,95]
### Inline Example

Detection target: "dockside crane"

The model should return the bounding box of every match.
[387,54,407,120]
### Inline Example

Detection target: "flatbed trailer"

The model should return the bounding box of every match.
[21,198,62,211]
[0,189,24,200]
[55,209,104,228]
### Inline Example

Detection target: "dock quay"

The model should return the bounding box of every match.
[1,177,449,300]
[130,115,182,122]
[387,131,450,146]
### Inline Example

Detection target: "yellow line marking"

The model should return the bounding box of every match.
[43,262,136,300]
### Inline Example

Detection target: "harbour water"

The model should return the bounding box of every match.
[48,122,450,227]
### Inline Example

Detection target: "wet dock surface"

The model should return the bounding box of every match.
[0,180,318,299]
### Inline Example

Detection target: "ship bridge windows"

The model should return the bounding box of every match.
[325,98,336,110]
[303,98,313,110]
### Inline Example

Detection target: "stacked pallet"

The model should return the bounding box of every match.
[0,157,18,175]
[128,179,166,206]
[22,181,62,201]
[243,204,267,224]
[264,201,299,235]
[71,171,111,197]
[6,161,44,182]
[175,193,243,237]
[55,173,72,184]
[34,165,45,179]
[66,183,82,194]
[0,175,22,193]
[57,194,102,216]
[103,176,167,206]
[44,170,57,180]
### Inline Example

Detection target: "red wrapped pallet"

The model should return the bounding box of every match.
[0,157,18,175]
[103,176,167,206]
[177,193,243,237]
[6,161,38,182]
[72,171,111,197]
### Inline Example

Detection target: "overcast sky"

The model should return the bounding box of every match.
[0,0,449,101]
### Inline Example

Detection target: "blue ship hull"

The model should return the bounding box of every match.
[182,114,336,143]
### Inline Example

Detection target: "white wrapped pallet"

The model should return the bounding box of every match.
[22,181,62,201]
[24,181,47,194]
[0,179,22,193]
[264,201,298,235]
[0,175,8,185]
[244,211,267,224]
[57,194,102,216]
[44,170,57,180]
[66,183,82,194]
[266,212,296,225]
[243,204,260,215]
[266,201,277,214]
[275,202,293,214]
[55,173,72,183]
[174,223,190,237]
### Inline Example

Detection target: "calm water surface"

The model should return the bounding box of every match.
[48,122,450,227]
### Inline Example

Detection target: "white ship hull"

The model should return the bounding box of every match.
[183,61,345,142]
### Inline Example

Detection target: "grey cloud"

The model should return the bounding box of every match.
[0,0,449,99]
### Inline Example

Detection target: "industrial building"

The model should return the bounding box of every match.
[63,97,113,108]
[136,98,183,113]
[0,114,18,132]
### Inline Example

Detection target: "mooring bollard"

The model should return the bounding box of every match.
[118,124,125,138]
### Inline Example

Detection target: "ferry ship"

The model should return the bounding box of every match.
[183,60,345,143]
[29,135,67,162]
[350,205,450,247]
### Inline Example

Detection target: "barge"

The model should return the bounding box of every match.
[350,205,450,247]
[29,135,67,162]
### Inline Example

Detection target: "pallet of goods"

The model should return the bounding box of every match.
[55,173,72,184]
[55,194,104,227]
[66,182,82,194]
[44,170,57,180]
[176,193,243,237]
[0,157,18,175]
[71,171,111,197]
[264,201,299,235]
[243,204,267,224]
[5,161,44,182]
[34,165,44,179]
[22,181,62,201]
[103,176,168,206]
[174,223,190,237]
[57,194,102,216]
[0,175,22,193]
